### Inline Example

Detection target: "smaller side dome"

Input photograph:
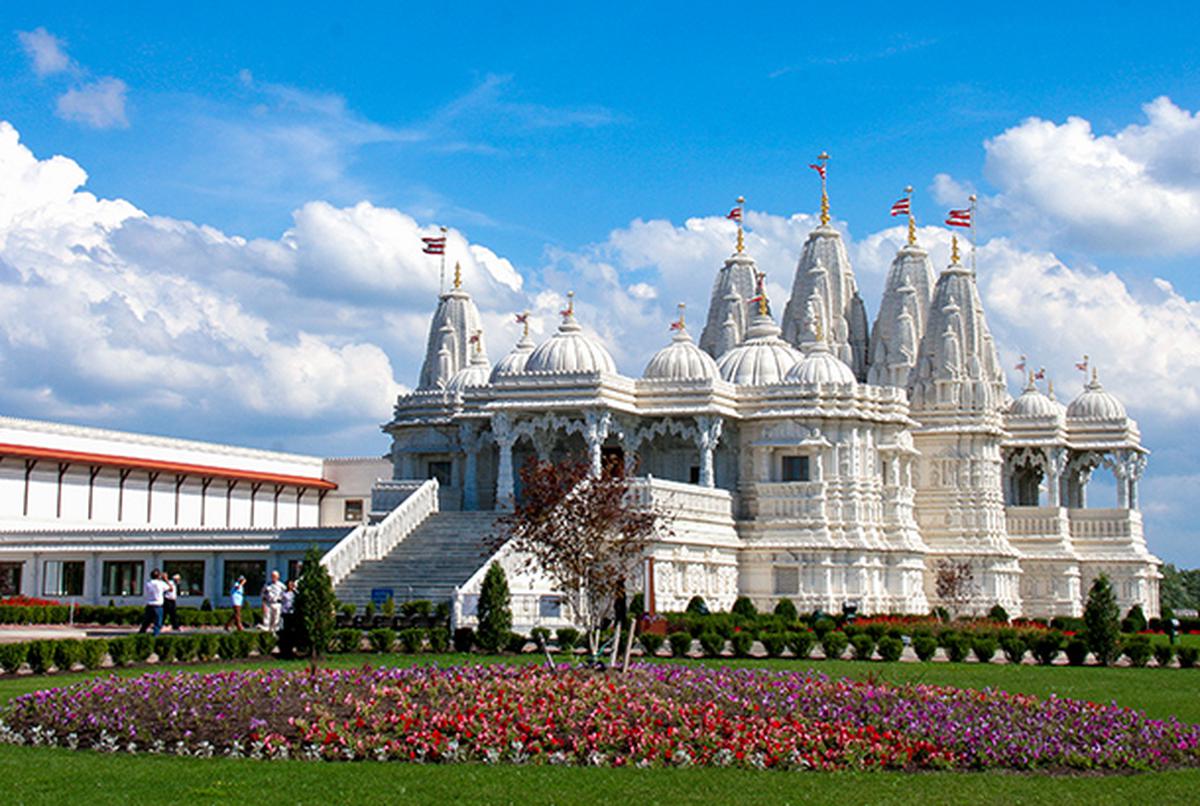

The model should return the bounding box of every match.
[643,311,718,382]
[522,293,617,375]
[490,325,536,382]
[715,311,803,385]
[1067,369,1127,420]
[1009,375,1062,419]
[785,342,856,385]
[446,351,492,392]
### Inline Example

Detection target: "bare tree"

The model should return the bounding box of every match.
[493,454,670,661]
[934,559,977,619]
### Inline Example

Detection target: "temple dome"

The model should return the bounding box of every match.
[715,312,802,385]
[643,326,718,382]
[785,342,856,385]
[1067,371,1126,420]
[522,303,617,375]
[446,352,492,392]
[1009,377,1062,420]
[490,330,536,382]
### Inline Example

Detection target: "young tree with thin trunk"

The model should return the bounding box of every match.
[1084,573,1121,665]
[494,454,669,661]
[296,545,336,670]
[934,559,976,619]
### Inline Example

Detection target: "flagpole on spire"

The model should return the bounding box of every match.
[968,194,977,274]
[453,261,462,289]
[725,197,746,253]
[440,226,448,292]
[905,186,916,245]
[951,234,960,265]
[811,152,831,226]
[422,227,449,294]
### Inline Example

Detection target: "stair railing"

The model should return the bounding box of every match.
[321,478,440,587]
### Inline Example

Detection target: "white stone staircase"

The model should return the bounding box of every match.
[332,510,499,607]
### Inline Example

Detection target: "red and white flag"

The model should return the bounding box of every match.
[747,294,765,306]
[468,332,480,345]
[809,163,827,181]
[421,236,446,255]
[726,207,743,222]
[1015,355,1026,372]
[890,197,911,217]
[945,208,972,228]
[514,312,529,325]
[1075,356,1089,372]
[1034,367,1046,380]
[669,319,685,331]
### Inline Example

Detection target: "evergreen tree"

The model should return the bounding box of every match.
[295,545,336,668]
[1083,574,1121,666]
[476,562,512,653]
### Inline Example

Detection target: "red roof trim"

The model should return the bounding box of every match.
[0,443,337,490]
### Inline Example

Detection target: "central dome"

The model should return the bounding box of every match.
[715,312,803,385]
[1067,371,1126,420]
[522,300,617,375]
[643,326,718,382]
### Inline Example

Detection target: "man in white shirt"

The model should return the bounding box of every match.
[137,569,171,637]
[261,570,286,632]
[163,574,181,631]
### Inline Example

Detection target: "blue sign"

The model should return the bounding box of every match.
[370,588,394,606]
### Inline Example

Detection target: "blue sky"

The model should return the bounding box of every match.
[1,3,1198,563]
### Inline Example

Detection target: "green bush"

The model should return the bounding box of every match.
[787,631,815,660]
[1153,643,1174,668]
[81,639,107,670]
[555,627,580,652]
[427,627,450,653]
[999,634,1027,665]
[773,599,798,622]
[812,618,836,639]
[197,634,219,661]
[174,635,199,662]
[1123,636,1152,667]
[400,600,433,619]
[1178,646,1198,668]
[972,636,998,664]
[381,596,396,619]
[877,635,904,663]
[131,634,154,663]
[256,631,278,656]
[154,635,177,663]
[28,640,57,674]
[760,632,787,658]
[217,634,240,660]
[53,639,84,671]
[452,627,475,653]
[1084,575,1121,665]
[639,632,665,656]
[399,628,425,653]
[332,628,362,653]
[530,627,552,649]
[698,631,725,657]
[820,631,849,660]
[1122,604,1148,634]
[849,634,876,661]
[296,545,337,664]
[506,632,528,653]
[1064,637,1089,666]
[864,623,888,642]
[942,633,971,663]
[108,636,134,666]
[685,596,708,615]
[1032,631,1064,665]
[730,631,754,657]
[0,642,28,673]
[369,628,398,653]
[987,604,1010,623]
[913,634,939,661]
[731,596,757,619]
[668,631,693,658]
[476,563,513,653]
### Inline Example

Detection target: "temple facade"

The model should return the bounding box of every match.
[387,208,1160,620]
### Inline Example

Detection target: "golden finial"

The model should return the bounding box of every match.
[566,290,575,316]
[1048,379,1056,399]
[905,186,917,246]
[758,294,768,317]
[453,261,462,289]
[817,151,831,226]
[1091,365,1099,384]
[735,196,745,253]
[677,301,686,327]
[951,235,960,265]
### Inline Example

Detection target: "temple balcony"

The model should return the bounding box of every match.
[1068,507,1146,546]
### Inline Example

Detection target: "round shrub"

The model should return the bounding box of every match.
[850,634,876,661]
[987,604,1010,623]
[668,631,693,658]
[639,632,665,656]
[913,634,939,662]
[864,623,887,642]
[131,634,155,663]
[0,642,29,674]
[999,634,1027,665]
[108,636,134,666]
[1065,637,1089,666]
[1032,632,1064,665]
[555,627,579,653]
[154,636,177,663]
[730,631,754,658]
[530,627,551,648]
[256,631,278,656]
[812,618,836,639]
[787,631,815,660]
[174,635,199,662]
[820,631,849,660]
[773,599,798,623]
[28,640,57,674]
[370,628,398,653]
[731,597,757,619]
[685,596,708,615]
[1177,646,1198,669]
[505,632,528,654]
[877,635,904,663]
[760,632,787,658]
[197,634,219,661]
[400,627,426,653]
[53,639,84,672]
[333,628,363,654]
[942,633,971,663]
[972,636,998,664]
[1153,644,1174,668]
[453,627,475,653]
[427,627,450,653]
[698,631,725,657]
[80,639,107,670]
[1123,637,1152,668]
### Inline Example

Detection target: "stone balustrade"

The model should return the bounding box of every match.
[625,476,734,525]
[1069,507,1144,541]
[322,478,440,586]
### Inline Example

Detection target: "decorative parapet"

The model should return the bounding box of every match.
[322,478,439,586]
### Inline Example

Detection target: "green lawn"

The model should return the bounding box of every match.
[4,653,1200,805]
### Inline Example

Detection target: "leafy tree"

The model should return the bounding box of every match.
[296,545,336,669]
[475,562,512,653]
[1122,604,1147,633]
[1160,564,1200,612]
[1083,574,1121,666]
[496,455,669,658]
[934,559,977,618]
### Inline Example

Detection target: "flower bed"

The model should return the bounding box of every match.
[3,665,1199,771]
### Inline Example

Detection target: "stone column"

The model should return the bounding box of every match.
[492,413,517,511]
[1044,447,1066,508]
[695,416,723,488]
[1128,453,1146,510]
[1110,451,1129,509]
[583,409,611,478]
[459,422,482,511]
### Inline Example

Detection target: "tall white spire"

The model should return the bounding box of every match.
[417,262,489,390]
[868,240,937,388]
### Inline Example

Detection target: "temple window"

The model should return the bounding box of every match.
[781,455,811,482]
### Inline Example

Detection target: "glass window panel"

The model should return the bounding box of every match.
[223,560,266,599]
[0,562,23,596]
[162,560,205,597]
[43,560,85,597]
[101,561,144,597]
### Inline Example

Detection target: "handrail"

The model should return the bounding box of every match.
[322,478,439,586]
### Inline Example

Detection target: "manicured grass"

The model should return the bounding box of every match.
[4,653,1200,805]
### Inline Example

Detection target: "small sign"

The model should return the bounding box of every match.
[370,588,394,606]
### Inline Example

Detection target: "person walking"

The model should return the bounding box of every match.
[261,570,285,632]
[278,578,298,657]
[163,573,181,631]
[224,575,246,631]
[137,569,170,637]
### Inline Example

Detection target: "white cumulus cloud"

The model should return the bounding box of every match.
[56,77,130,129]
[16,28,72,77]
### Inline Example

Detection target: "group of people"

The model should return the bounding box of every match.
[224,570,297,633]
[137,568,297,638]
